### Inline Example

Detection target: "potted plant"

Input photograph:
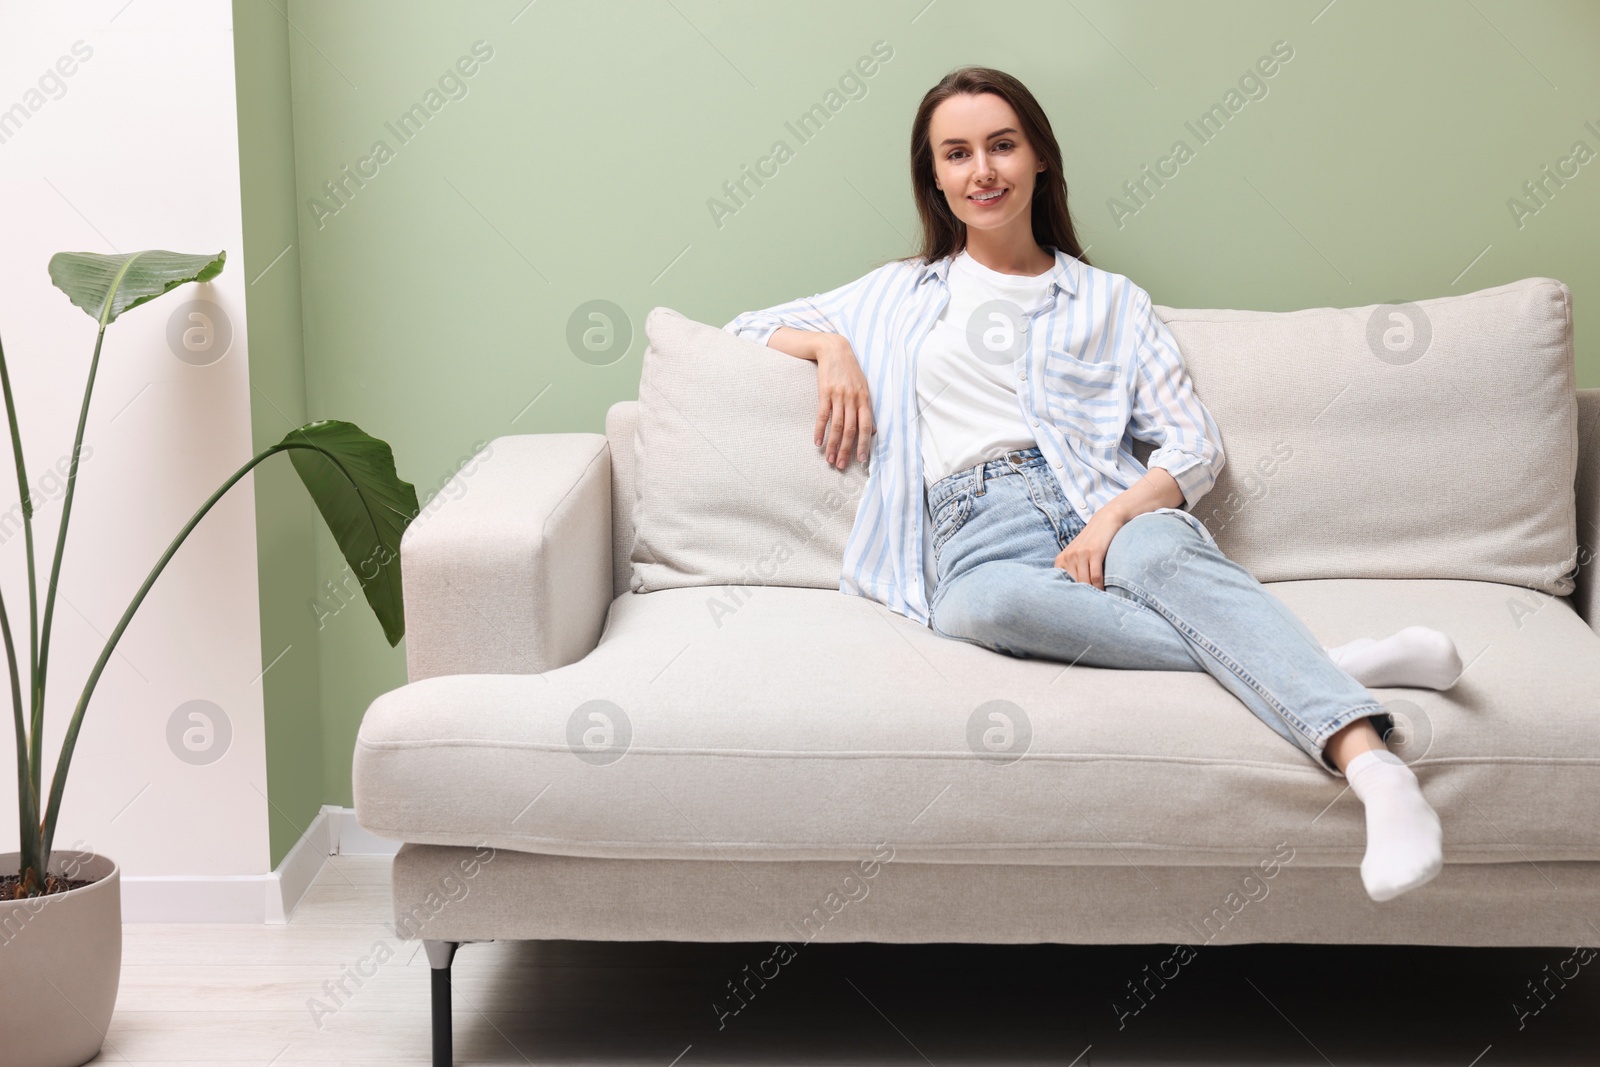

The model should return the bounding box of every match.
[0,249,418,1067]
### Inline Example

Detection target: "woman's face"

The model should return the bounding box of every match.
[929,92,1045,237]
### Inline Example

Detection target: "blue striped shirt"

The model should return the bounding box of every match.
[723,246,1225,628]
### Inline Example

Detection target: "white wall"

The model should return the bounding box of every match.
[0,1,269,878]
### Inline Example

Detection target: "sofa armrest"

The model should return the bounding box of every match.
[402,433,612,680]
[1576,389,1600,637]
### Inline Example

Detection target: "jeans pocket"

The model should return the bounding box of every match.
[931,490,974,556]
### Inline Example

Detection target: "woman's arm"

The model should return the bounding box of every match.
[768,325,841,362]
[1102,466,1185,522]
[724,264,899,469]
[723,261,897,356]
[1059,288,1221,589]
[769,328,875,469]
[1123,288,1226,510]
[727,307,879,470]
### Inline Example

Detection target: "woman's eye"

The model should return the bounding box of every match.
[948,141,1015,161]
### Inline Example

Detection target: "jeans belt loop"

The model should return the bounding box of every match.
[976,458,986,496]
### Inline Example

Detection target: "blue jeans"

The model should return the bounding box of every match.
[926,448,1393,778]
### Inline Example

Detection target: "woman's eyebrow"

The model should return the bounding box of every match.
[938,126,1019,147]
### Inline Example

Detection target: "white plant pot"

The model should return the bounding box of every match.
[0,849,121,1067]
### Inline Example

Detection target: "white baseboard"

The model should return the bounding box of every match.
[120,805,401,924]
[327,807,403,857]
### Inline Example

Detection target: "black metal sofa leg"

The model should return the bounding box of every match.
[424,940,458,1066]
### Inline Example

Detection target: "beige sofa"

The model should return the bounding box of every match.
[352,277,1600,1064]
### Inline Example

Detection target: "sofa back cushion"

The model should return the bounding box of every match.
[1156,276,1577,595]
[628,307,869,597]
[617,277,1578,601]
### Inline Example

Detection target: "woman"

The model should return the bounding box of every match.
[723,67,1458,902]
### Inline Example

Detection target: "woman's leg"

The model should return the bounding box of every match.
[1095,510,1442,900]
[1324,716,1387,770]
[1094,509,1399,777]
[1324,718,1444,901]
[931,459,1394,777]
[928,460,1442,900]
[933,555,1210,671]
[930,457,1210,672]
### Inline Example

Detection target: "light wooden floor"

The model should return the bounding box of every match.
[91,853,1596,1065]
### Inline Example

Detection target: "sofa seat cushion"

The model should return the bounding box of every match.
[353,580,1600,866]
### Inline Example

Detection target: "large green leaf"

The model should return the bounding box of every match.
[283,421,419,646]
[48,249,226,327]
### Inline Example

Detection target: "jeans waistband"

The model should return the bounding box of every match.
[928,447,1046,511]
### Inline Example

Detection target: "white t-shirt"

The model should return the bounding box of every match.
[917,250,1055,594]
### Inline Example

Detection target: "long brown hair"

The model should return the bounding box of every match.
[895,66,1092,269]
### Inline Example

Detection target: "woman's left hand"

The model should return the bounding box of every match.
[1053,508,1127,590]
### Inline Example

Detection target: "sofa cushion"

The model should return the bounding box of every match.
[1156,276,1578,596]
[629,306,869,594]
[354,579,1600,867]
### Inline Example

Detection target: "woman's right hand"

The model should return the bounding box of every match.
[812,334,875,470]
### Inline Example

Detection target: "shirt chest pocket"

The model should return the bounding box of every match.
[1042,352,1127,449]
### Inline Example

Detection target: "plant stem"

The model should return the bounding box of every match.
[38,441,365,864]
[34,326,102,809]
[0,330,40,893]
[0,334,38,720]
[3,580,38,895]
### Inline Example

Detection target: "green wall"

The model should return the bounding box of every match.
[233,0,325,867]
[252,0,1600,810]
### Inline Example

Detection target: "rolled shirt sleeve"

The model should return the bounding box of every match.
[722,263,890,353]
[1127,289,1226,510]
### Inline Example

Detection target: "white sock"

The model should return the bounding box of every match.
[1344,748,1443,902]
[1325,626,1463,690]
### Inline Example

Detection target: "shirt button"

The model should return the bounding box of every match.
[1054,461,1063,469]
[1031,419,1039,427]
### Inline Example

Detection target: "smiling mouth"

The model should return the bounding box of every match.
[968,188,1008,206]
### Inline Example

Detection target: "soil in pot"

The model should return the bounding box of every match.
[2,873,94,897]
